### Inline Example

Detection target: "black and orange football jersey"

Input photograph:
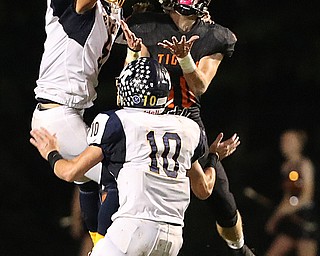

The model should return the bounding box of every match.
[127,11,237,126]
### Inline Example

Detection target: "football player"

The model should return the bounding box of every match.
[120,0,255,255]
[31,0,124,246]
[30,57,216,256]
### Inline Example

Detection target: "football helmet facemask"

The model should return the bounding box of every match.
[116,57,171,114]
[160,0,210,17]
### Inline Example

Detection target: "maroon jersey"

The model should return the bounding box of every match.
[127,11,237,126]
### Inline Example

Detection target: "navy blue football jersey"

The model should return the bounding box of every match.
[87,108,206,225]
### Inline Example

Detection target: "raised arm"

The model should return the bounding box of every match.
[184,53,223,95]
[75,0,97,14]
[120,20,150,65]
[158,35,223,96]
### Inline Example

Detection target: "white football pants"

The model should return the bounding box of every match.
[91,218,183,256]
[31,104,101,183]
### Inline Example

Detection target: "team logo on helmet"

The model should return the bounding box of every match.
[132,95,141,104]
[116,57,171,113]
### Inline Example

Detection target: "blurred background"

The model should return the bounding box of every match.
[0,0,319,255]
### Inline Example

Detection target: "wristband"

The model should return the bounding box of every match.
[125,47,141,63]
[177,53,197,74]
[204,153,219,169]
[47,150,63,170]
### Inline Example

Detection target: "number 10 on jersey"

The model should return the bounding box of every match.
[146,131,181,178]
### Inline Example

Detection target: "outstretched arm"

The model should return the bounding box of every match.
[158,35,223,96]
[30,128,103,182]
[120,20,150,65]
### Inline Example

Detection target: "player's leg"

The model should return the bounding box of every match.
[60,107,103,245]
[77,179,100,244]
[95,168,120,244]
[208,162,244,244]
[197,128,252,254]
[91,218,144,256]
[90,228,124,256]
[31,105,101,245]
[207,161,255,255]
[216,210,243,247]
[149,222,183,256]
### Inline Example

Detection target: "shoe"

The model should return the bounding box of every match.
[228,244,255,256]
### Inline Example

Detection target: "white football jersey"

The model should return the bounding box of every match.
[87,108,206,226]
[35,0,122,109]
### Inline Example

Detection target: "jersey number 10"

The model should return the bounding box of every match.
[146,131,181,178]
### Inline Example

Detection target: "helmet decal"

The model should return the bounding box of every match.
[132,95,141,104]
[117,57,171,112]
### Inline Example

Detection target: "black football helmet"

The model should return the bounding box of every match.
[160,0,210,16]
[116,57,171,114]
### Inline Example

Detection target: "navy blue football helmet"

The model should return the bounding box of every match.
[116,57,171,113]
[160,0,210,16]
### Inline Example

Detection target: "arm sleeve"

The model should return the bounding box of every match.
[223,28,237,57]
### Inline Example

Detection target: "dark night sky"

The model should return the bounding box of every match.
[1,0,320,255]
